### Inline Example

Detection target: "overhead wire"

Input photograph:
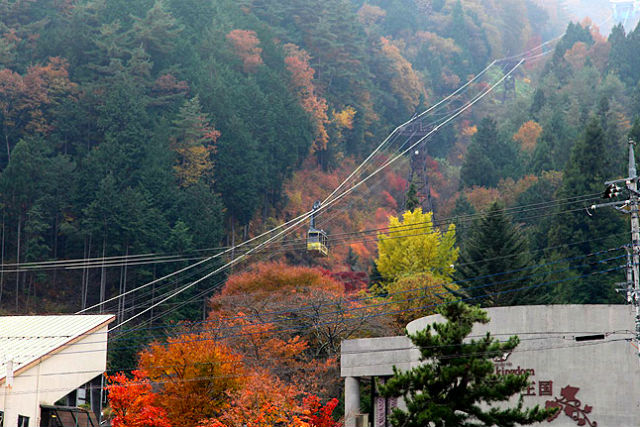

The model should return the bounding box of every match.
[80,41,538,320]
[256,196,608,255]
[107,250,627,343]
[105,251,626,345]
[76,25,572,327]
[11,247,626,352]
[100,184,608,334]
[128,227,631,337]
[10,264,627,363]
[8,336,634,395]
[13,329,633,382]
[108,190,598,330]
[99,242,628,343]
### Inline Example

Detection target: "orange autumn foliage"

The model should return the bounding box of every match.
[201,370,305,427]
[582,17,607,44]
[497,175,539,206]
[105,370,171,427]
[564,42,589,70]
[380,37,426,111]
[465,186,500,211]
[199,380,340,427]
[357,4,386,28]
[211,261,390,397]
[221,262,342,297]
[226,29,263,73]
[0,57,76,157]
[461,124,478,138]
[513,120,542,153]
[587,39,611,73]
[137,331,245,427]
[279,157,407,269]
[284,44,329,152]
[212,261,380,358]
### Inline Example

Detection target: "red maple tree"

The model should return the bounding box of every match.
[105,370,171,427]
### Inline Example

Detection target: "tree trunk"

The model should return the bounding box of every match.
[263,192,269,223]
[15,214,21,311]
[81,234,92,310]
[118,244,129,323]
[52,213,59,289]
[4,124,10,164]
[231,216,236,274]
[0,213,5,305]
[99,234,106,313]
[151,264,156,321]
[26,274,33,310]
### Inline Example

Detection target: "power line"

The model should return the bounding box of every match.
[13,331,631,381]
[89,220,629,340]
[75,30,558,327]
[6,337,632,396]
[62,51,530,321]
[8,260,625,358]
[103,251,628,343]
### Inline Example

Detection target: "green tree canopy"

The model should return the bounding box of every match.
[460,117,520,188]
[455,202,538,306]
[379,302,556,427]
[547,118,625,303]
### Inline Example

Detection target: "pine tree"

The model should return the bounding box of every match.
[460,118,520,188]
[379,302,555,427]
[451,194,475,248]
[455,202,537,306]
[405,182,420,212]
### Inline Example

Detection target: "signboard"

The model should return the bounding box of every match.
[494,354,598,426]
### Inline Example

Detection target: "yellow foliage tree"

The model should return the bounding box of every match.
[379,37,426,112]
[332,106,356,130]
[171,96,220,187]
[375,208,458,282]
[380,272,459,329]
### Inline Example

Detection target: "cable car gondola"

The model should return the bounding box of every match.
[307,201,328,257]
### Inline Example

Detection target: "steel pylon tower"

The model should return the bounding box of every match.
[407,139,433,213]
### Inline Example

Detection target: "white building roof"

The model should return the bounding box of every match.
[0,314,114,381]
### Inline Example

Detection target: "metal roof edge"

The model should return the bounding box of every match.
[0,314,115,384]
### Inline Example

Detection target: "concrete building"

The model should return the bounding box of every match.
[0,315,115,427]
[341,305,640,427]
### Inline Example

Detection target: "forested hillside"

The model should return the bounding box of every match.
[3,0,640,344]
[0,0,569,317]
[6,0,640,423]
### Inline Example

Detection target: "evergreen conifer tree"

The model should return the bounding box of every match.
[378,302,555,427]
[460,118,520,188]
[405,182,420,212]
[547,118,625,303]
[455,202,537,306]
[451,194,475,247]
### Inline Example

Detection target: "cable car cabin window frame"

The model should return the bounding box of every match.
[307,229,328,257]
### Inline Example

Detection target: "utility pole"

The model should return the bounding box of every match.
[591,139,640,358]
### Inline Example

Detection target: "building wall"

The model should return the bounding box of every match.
[341,305,640,427]
[0,325,109,427]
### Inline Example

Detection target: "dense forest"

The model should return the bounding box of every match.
[0,0,569,314]
[2,0,639,330]
[5,0,640,423]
